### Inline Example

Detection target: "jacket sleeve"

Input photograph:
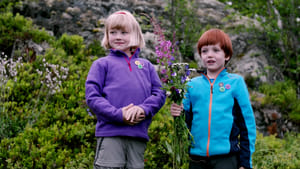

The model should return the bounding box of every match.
[182,83,193,129]
[139,63,166,118]
[85,60,124,123]
[234,77,256,169]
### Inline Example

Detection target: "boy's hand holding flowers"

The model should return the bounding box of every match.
[170,103,183,117]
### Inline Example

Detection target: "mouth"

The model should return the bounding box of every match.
[207,60,215,64]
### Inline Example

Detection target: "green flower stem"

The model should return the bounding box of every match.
[171,99,192,169]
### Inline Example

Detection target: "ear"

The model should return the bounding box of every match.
[197,53,202,60]
[225,56,231,61]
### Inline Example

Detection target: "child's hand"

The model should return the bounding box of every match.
[132,106,145,123]
[126,106,145,124]
[122,103,136,125]
[170,103,183,117]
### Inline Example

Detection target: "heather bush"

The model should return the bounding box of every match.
[0,11,101,168]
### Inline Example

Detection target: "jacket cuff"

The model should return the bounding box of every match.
[138,105,149,117]
[115,108,125,123]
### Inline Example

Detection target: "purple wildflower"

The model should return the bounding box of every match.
[186,70,191,76]
[170,86,176,91]
[87,109,93,117]
[181,76,186,84]
[161,77,168,83]
[161,69,167,74]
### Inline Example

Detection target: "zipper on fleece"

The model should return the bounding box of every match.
[123,49,138,72]
[201,67,225,157]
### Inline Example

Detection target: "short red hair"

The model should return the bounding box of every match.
[197,29,233,64]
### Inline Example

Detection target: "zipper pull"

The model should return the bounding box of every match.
[211,85,213,94]
[128,62,132,71]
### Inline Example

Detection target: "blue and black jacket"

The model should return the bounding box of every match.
[183,68,256,169]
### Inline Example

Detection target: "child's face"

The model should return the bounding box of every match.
[200,43,230,74]
[108,28,131,53]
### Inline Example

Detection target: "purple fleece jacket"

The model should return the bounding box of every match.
[85,48,166,141]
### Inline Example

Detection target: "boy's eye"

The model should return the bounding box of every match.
[213,48,220,52]
[201,49,208,53]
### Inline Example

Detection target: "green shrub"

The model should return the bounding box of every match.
[253,132,300,169]
[259,80,300,121]
[0,12,54,55]
[0,120,95,168]
[0,47,97,168]
[0,0,21,12]
[145,101,173,169]
[56,34,85,56]
[86,40,106,57]
[0,9,99,168]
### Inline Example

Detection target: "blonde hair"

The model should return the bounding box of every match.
[101,10,145,49]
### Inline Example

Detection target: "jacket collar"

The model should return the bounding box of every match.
[109,48,140,58]
[198,67,228,77]
[219,67,228,76]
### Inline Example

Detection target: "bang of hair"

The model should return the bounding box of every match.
[102,10,145,49]
[107,14,132,32]
[197,29,232,58]
[198,29,226,48]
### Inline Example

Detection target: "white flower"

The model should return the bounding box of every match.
[166,91,171,96]
[226,1,232,5]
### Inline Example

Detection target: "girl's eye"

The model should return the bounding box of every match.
[110,31,116,34]
[122,31,128,34]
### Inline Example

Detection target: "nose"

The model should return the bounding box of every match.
[207,50,214,57]
[115,32,122,39]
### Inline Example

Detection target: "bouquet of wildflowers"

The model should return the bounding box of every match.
[148,15,193,169]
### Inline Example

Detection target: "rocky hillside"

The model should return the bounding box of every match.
[14,0,283,82]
